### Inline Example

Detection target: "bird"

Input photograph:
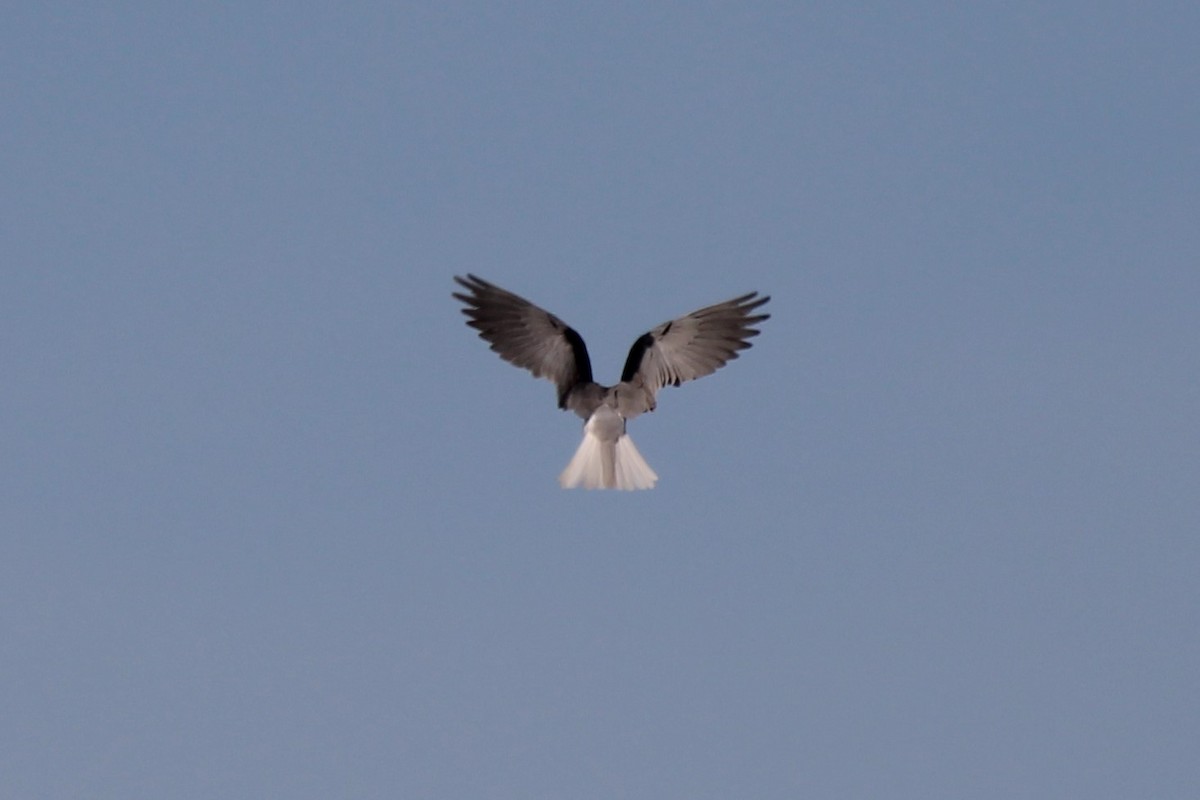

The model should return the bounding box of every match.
[452,274,770,490]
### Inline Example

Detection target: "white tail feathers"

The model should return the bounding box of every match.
[559,409,658,491]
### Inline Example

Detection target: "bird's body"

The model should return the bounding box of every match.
[452,275,769,490]
[561,380,651,421]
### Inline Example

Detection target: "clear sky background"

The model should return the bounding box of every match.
[3,3,1198,798]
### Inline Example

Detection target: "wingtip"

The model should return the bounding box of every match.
[453,275,498,305]
[723,291,770,311]
[742,292,770,308]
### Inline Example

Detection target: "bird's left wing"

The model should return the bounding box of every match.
[621,292,770,399]
[453,274,593,408]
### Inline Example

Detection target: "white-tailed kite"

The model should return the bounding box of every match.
[453,275,770,490]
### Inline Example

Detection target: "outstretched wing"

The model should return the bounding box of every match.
[453,274,593,408]
[621,292,770,398]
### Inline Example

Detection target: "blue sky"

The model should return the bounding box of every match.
[3,2,1198,798]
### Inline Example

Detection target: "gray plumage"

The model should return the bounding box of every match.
[452,274,770,489]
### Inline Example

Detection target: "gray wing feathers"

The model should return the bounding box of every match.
[452,274,591,404]
[629,292,770,396]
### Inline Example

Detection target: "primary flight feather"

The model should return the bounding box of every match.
[453,274,770,490]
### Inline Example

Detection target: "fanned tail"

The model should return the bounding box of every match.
[559,409,657,491]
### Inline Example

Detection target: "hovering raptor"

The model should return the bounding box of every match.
[453,275,770,490]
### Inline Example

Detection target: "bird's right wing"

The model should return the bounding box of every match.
[621,291,770,400]
[453,274,593,408]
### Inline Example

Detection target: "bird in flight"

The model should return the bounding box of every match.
[452,275,770,490]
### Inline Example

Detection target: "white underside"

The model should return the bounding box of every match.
[559,410,658,491]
